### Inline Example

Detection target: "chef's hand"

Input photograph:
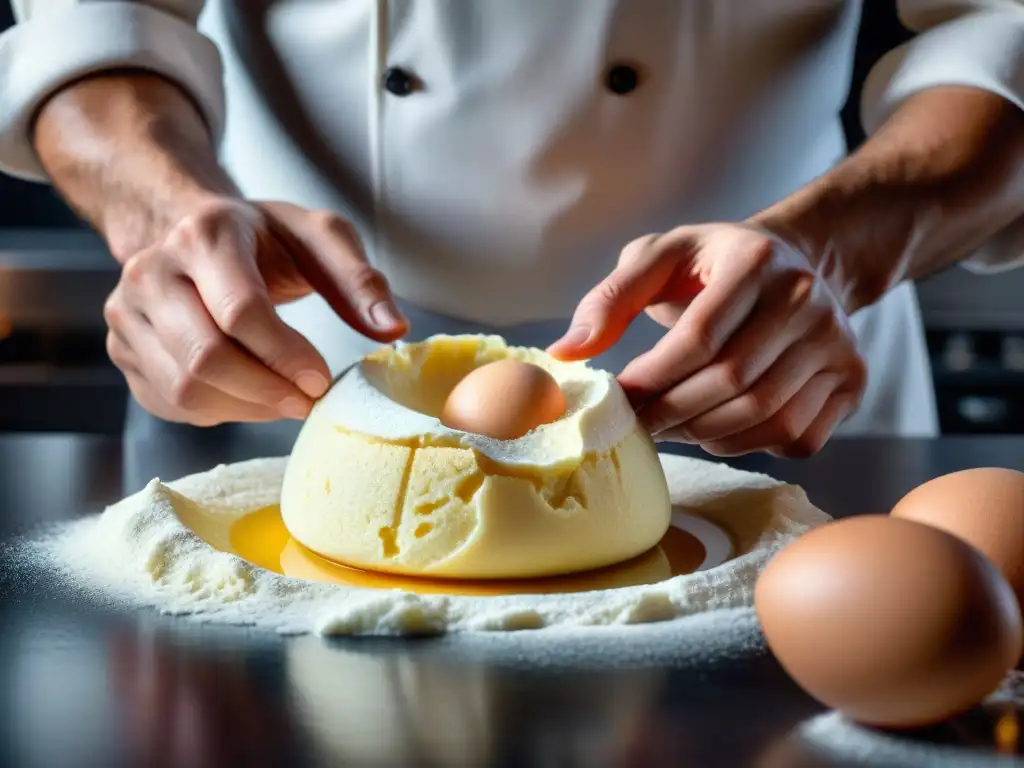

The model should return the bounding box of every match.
[103,198,407,426]
[548,224,867,457]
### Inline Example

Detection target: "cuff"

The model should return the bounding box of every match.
[0,2,226,182]
[860,10,1024,133]
[959,215,1024,274]
[861,10,1024,273]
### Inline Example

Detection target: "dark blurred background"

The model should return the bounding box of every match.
[0,1,1020,434]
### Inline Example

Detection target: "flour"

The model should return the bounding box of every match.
[10,454,829,637]
[788,671,1024,767]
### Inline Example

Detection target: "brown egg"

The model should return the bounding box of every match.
[440,359,567,440]
[891,467,1024,622]
[755,515,1023,728]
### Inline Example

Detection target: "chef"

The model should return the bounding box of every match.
[2,1,1023,457]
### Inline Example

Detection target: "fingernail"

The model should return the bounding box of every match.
[279,397,312,420]
[642,418,666,436]
[295,371,329,399]
[557,325,592,349]
[369,300,406,330]
[639,408,683,440]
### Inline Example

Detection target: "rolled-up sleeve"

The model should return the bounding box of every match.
[861,1,1024,273]
[0,1,225,181]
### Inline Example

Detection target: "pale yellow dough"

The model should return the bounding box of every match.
[280,335,671,579]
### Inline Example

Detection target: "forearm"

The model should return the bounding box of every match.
[752,85,1024,314]
[33,73,238,263]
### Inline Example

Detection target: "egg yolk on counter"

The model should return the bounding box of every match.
[230,505,707,596]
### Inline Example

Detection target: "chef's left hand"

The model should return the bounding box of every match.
[548,224,868,458]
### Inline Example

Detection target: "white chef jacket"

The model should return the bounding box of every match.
[3,1,1024,437]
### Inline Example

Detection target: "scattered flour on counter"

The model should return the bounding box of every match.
[787,670,1024,768]
[10,454,829,637]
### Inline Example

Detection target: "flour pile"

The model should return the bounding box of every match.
[12,454,828,636]
[788,670,1023,767]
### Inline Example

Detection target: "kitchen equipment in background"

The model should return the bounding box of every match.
[918,266,1024,434]
[0,7,122,432]
[0,230,125,432]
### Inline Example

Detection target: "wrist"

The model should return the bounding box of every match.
[33,73,241,263]
[751,87,1024,316]
[101,186,238,264]
[748,164,931,316]
[98,120,240,261]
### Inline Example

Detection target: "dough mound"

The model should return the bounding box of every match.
[280,335,672,579]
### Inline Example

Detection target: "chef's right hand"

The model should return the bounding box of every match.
[103,198,408,426]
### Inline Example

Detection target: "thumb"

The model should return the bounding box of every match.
[547,235,691,361]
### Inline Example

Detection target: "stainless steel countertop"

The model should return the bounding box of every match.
[1,434,1022,767]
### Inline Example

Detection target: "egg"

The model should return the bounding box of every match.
[755,515,1023,728]
[890,467,1024,621]
[441,358,567,440]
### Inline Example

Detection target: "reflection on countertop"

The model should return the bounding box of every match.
[3,434,1024,767]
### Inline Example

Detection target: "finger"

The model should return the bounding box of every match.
[634,272,821,432]
[145,271,316,416]
[119,319,288,425]
[263,202,408,341]
[106,329,142,378]
[766,389,858,459]
[617,235,775,404]
[698,372,840,457]
[648,326,831,441]
[547,233,693,361]
[124,369,285,427]
[185,242,333,400]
